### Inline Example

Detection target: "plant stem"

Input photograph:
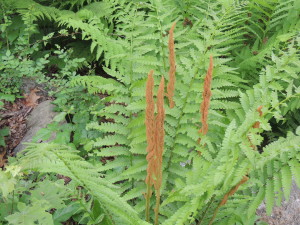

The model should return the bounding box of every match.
[197,195,215,225]
[154,189,161,225]
[145,183,152,222]
[11,190,14,214]
[265,92,300,116]
[208,204,221,225]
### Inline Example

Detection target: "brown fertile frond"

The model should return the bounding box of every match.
[167,22,176,109]
[220,176,249,206]
[153,76,165,225]
[208,176,249,225]
[145,74,166,224]
[153,76,165,191]
[199,55,214,136]
[145,70,155,186]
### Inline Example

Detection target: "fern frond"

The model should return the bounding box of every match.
[16,143,149,225]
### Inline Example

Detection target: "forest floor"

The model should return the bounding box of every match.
[0,84,51,167]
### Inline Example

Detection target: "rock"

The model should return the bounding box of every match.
[21,78,52,96]
[257,180,300,225]
[14,100,58,154]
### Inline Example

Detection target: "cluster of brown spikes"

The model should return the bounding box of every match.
[144,22,178,224]
[145,70,165,224]
[145,71,165,189]
[145,22,177,224]
[145,22,216,224]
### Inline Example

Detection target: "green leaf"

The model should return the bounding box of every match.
[0,94,15,102]
[0,127,9,146]
[32,128,53,142]
[5,200,54,225]
[248,187,265,218]
[281,165,292,200]
[53,112,67,122]
[265,179,275,215]
[53,202,82,224]
[0,170,16,198]
[31,180,67,210]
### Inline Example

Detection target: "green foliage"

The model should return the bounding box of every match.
[0,127,9,147]
[13,143,149,225]
[0,39,49,95]
[0,0,299,224]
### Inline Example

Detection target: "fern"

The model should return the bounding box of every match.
[16,143,149,225]
[3,0,300,224]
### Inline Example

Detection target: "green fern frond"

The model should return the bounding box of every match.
[16,143,149,225]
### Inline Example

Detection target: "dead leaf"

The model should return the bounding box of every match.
[24,88,41,107]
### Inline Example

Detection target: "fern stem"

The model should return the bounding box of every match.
[197,195,215,225]
[129,4,139,196]
[167,22,176,108]
[154,189,161,225]
[265,93,300,116]
[209,176,249,225]
[153,2,167,72]
[208,203,221,225]
[11,190,14,214]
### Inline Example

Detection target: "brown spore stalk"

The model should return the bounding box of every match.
[199,55,214,136]
[167,22,176,108]
[145,71,165,224]
[153,76,165,225]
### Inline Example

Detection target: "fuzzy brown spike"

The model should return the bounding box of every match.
[153,76,165,191]
[167,22,176,108]
[145,73,165,224]
[153,76,165,225]
[199,55,214,136]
